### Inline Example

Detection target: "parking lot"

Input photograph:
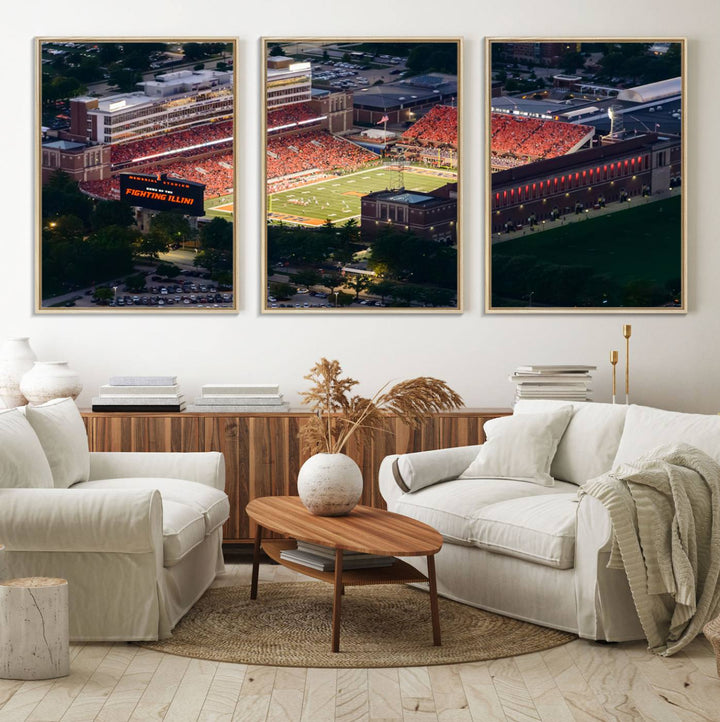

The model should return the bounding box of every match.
[307,53,407,93]
[267,288,385,309]
[45,270,233,310]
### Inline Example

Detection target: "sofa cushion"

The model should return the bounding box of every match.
[613,404,720,468]
[392,476,578,552]
[471,494,578,569]
[73,477,229,535]
[514,400,627,485]
[460,407,572,486]
[0,408,54,488]
[24,398,90,489]
[162,500,207,567]
[393,445,483,493]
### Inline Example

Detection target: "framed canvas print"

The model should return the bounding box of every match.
[485,38,686,313]
[262,38,461,312]
[37,38,237,312]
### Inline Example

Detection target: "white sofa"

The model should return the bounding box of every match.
[0,398,229,642]
[380,400,720,641]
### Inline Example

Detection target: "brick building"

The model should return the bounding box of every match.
[490,134,681,234]
[361,183,458,243]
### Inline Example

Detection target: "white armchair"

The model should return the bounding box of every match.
[0,399,229,641]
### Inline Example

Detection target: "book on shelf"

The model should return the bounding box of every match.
[92,395,184,405]
[279,547,395,572]
[108,376,178,386]
[188,403,290,413]
[510,375,591,385]
[99,395,184,401]
[194,394,285,405]
[201,384,279,396]
[515,392,590,400]
[92,403,186,412]
[515,385,591,392]
[511,363,594,402]
[295,540,392,562]
[99,384,181,396]
[515,389,591,396]
[514,365,596,374]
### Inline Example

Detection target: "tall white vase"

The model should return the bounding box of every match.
[297,453,363,516]
[20,362,82,406]
[0,337,37,407]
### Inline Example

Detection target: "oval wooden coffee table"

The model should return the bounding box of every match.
[246,496,443,653]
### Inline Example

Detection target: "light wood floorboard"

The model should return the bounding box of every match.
[0,562,717,721]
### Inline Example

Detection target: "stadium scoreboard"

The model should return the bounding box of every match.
[120,173,205,216]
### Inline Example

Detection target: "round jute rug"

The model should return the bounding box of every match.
[139,583,576,668]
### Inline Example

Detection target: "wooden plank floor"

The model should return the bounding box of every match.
[1,561,718,722]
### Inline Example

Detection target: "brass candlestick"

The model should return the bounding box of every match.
[623,324,632,404]
[610,350,618,404]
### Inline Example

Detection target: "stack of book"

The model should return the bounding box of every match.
[92,376,184,412]
[280,540,395,572]
[189,384,289,413]
[510,365,596,402]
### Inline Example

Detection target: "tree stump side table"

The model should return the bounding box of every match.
[0,577,70,680]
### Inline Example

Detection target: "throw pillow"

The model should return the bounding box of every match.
[0,408,54,488]
[392,444,484,493]
[513,400,628,484]
[612,404,720,468]
[459,406,573,486]
[24,398,90,489]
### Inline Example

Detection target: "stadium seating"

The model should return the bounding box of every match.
[266,130,377,180]
[80,151,234,201]
[401,105,458,147]
[490,113,592,162]
[267,103,321,133]
[110,121,233,167]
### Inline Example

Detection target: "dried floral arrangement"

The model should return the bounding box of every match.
[299,358,463,454]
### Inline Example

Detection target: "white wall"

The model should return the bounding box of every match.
[4,0,719,413]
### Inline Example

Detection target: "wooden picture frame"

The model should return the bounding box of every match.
[485,38,686,313]
[261,37,462,312]
[36,37,238,312]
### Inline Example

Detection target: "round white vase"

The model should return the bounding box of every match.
[0,337,37,407]
[297,453,363,516]
[20,362,83,406]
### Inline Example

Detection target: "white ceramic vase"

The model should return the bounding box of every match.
[0,337,37,407]
[20,362,83,406]
[297,453,363,516]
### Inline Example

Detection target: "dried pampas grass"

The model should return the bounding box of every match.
[299,358,463,454]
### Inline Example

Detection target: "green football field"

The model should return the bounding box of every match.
[205,194,234,220]
[268,167,456,225]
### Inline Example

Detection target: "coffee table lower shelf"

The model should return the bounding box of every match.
[263,539,430,586]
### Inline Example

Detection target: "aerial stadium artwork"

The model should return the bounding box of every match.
[36,38,237,312]
[262,37,462,312]
[485,38,686,313]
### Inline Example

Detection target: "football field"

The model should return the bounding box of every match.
[205,194,234,220]
[268,166,456,226]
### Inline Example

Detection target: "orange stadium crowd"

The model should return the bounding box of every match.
[266,130,377,179]
[491,114,592,162]
[401,105,457,148]
[267,103,322,133]
[110,121,233,166]
[80,151,234,201]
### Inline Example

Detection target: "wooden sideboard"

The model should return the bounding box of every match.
[81,408,510,543]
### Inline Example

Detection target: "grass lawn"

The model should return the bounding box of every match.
[268,167,454,224]
[492,195,682,286]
